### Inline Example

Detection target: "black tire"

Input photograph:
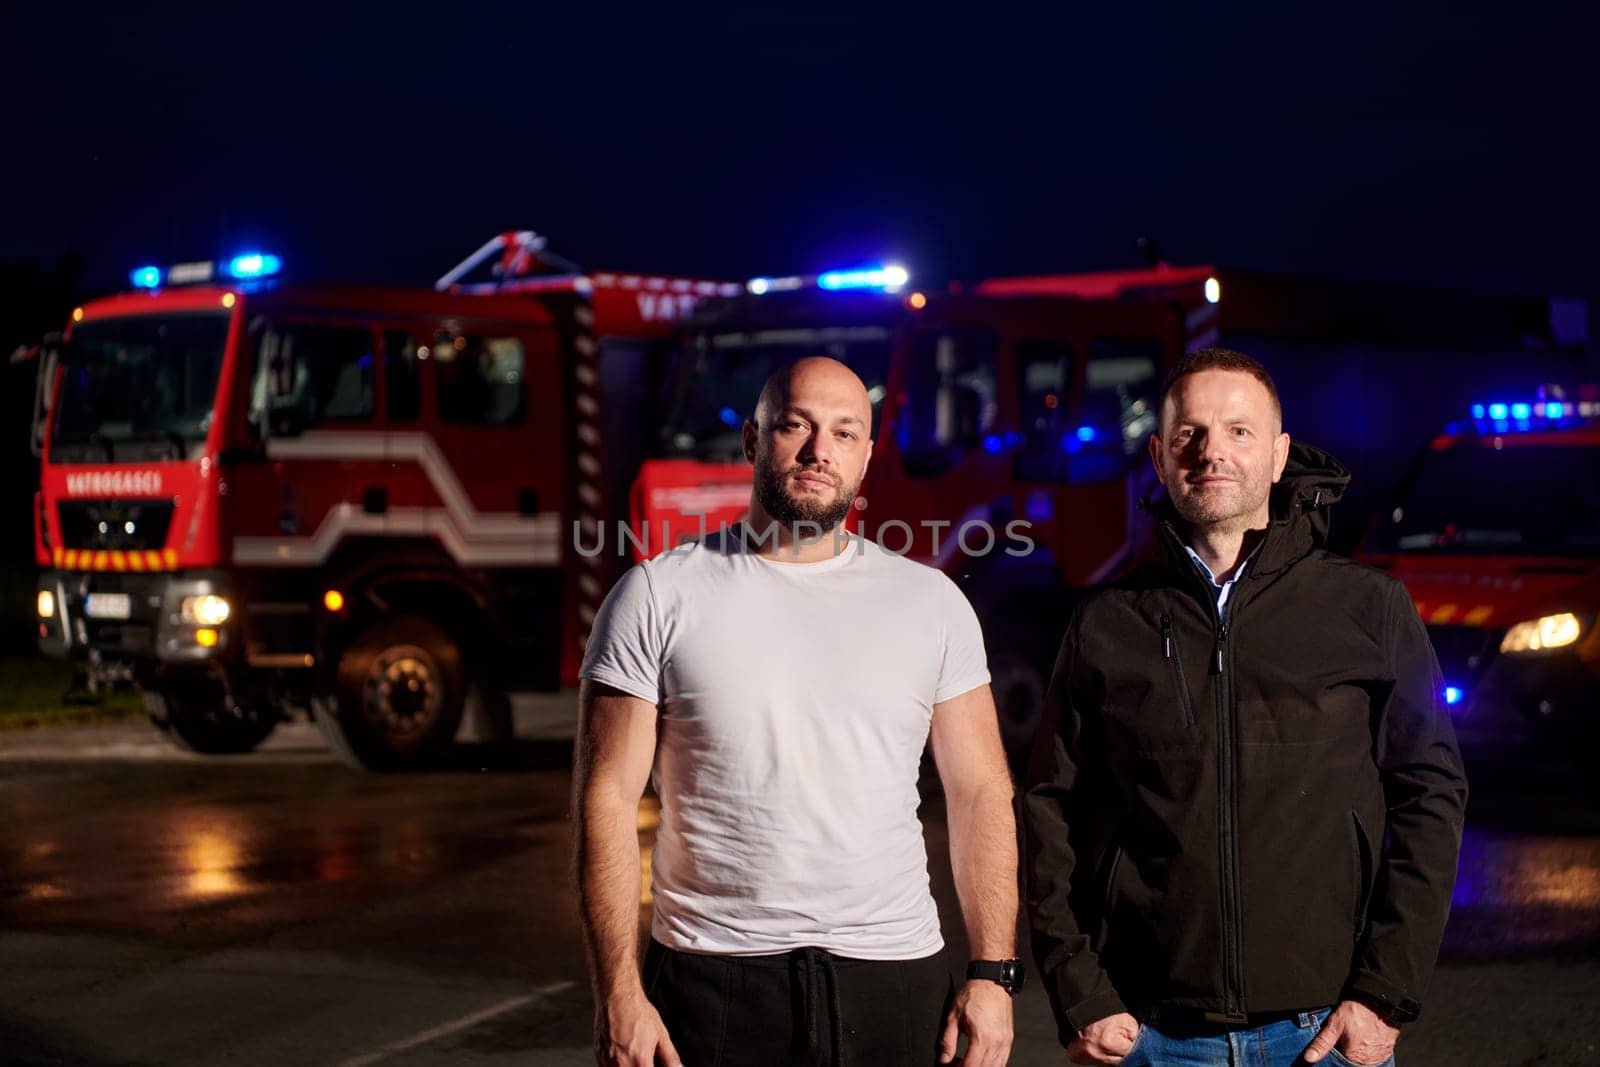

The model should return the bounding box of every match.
[990,651,1047,777]
[144,673,278,755]
[315,615,465,771]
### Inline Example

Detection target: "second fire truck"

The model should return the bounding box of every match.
[631,262,1223,762]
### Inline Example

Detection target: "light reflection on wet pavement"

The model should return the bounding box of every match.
[2,726,1598,1064]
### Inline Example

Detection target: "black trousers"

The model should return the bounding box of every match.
[642,939,952,1067]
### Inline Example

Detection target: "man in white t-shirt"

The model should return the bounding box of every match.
[574,357,1020,1067]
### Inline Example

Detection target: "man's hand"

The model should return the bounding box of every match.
[1303,999,1399,1065]
[1066,1012,1139,1065]
[938,979,1014,1067]
[595,988,681,1067]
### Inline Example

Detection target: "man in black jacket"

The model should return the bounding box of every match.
[1024,349,1466,1066]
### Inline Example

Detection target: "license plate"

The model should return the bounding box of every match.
[85,593,132,620]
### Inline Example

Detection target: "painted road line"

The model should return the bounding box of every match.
[334,981,575,1067]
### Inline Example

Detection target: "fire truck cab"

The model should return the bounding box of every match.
[633,262,1220,761]
[33,238,730,768]
[1357,390,1600,746]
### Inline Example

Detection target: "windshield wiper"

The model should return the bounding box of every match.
[87,431,115,463]
[126,427,192,460]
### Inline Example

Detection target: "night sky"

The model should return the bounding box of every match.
[3,2,1594,299]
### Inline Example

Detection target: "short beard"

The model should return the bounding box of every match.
[754,460,858,533]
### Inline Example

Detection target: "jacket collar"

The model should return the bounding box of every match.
[1148,441,1352,580]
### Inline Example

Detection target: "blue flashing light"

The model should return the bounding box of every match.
[719,406,741,428]
[1443,685,1464,707]
[1003,431,1020,448]
[1487,403,1509,420]
[1511,402,1532,420]
[1076,425,1097,443]
[1470,404,1486,420]
[225,252,282,280]
[982,434,1004,454]
[1546,401,1565,418]
[129,265,162,289]
[816,264,909,292]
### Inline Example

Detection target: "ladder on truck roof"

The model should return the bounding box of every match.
[434,230,584,292]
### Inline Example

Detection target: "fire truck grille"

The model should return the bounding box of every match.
[1425,624,1501,681]
[86,622,156,654]
[56,500,175,551]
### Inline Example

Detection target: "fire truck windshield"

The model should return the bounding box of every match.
[657,327,892,460]
[52,312,231,463]
[1376,442,1600,556]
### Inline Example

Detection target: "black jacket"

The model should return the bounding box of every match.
[1023,443,1467,1040]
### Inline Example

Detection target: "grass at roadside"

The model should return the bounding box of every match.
[0,656,144,731]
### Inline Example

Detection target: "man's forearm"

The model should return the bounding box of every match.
[947,776,1019,959]
[575,790,649,999]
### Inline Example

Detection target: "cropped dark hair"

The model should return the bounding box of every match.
[1159,347,1282,423]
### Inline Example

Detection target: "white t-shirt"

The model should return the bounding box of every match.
[580,529,990,959]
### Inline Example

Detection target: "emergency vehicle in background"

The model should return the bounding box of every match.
[1357,389,1600,745]
[632,262,1224,760]
[32,233,735,768]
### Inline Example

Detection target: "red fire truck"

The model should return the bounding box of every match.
[630,262,1222,761]
[32,234,734,768]
[1356,389,1600,746]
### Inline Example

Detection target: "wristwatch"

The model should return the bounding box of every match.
[966,958,1026,995]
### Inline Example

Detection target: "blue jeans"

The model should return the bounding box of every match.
[1120,1009,1397,1067]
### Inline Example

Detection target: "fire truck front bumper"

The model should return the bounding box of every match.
[36,570,235,667]
[1430,622,1600,745]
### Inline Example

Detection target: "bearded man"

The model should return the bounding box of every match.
[1025,348,1466,1067]
[575,357,1020,1067]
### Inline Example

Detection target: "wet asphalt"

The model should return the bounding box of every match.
[1,721,1597,1066]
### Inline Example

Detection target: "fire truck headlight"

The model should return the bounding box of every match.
[1500,612,1583,654]
[181,595,232,626]
[37,590,55,618]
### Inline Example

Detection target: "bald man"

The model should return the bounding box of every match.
[574,359,1019,1067]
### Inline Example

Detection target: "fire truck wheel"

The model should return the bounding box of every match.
[990,652,1046,775]
[144,674,278,755]
[318,616,465,770]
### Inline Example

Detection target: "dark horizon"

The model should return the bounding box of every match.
[2,3,1595,302]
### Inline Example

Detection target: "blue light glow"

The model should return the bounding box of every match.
[1546,402,1565,418]
[719,406,741,428]
[129,265,162,289]
[982,434,1003,454]
[1488,403,1509,420]
[1511,403,1532,420]
[1076,425,1097,442]
[816,264,909,291]
[225,252,282,279]
[1443,686,1463,706]
[1470,404,1486,419]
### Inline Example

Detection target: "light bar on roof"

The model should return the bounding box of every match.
[225,253,282,280]
[129,266,162,289]
[816,264,910,292]
[1466,391,1600,432]
[167,261,217,285]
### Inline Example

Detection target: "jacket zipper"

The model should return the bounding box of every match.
[1160,520,1253,1020]
[1159,615,1196,726]
[1213,616,1244,1018]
